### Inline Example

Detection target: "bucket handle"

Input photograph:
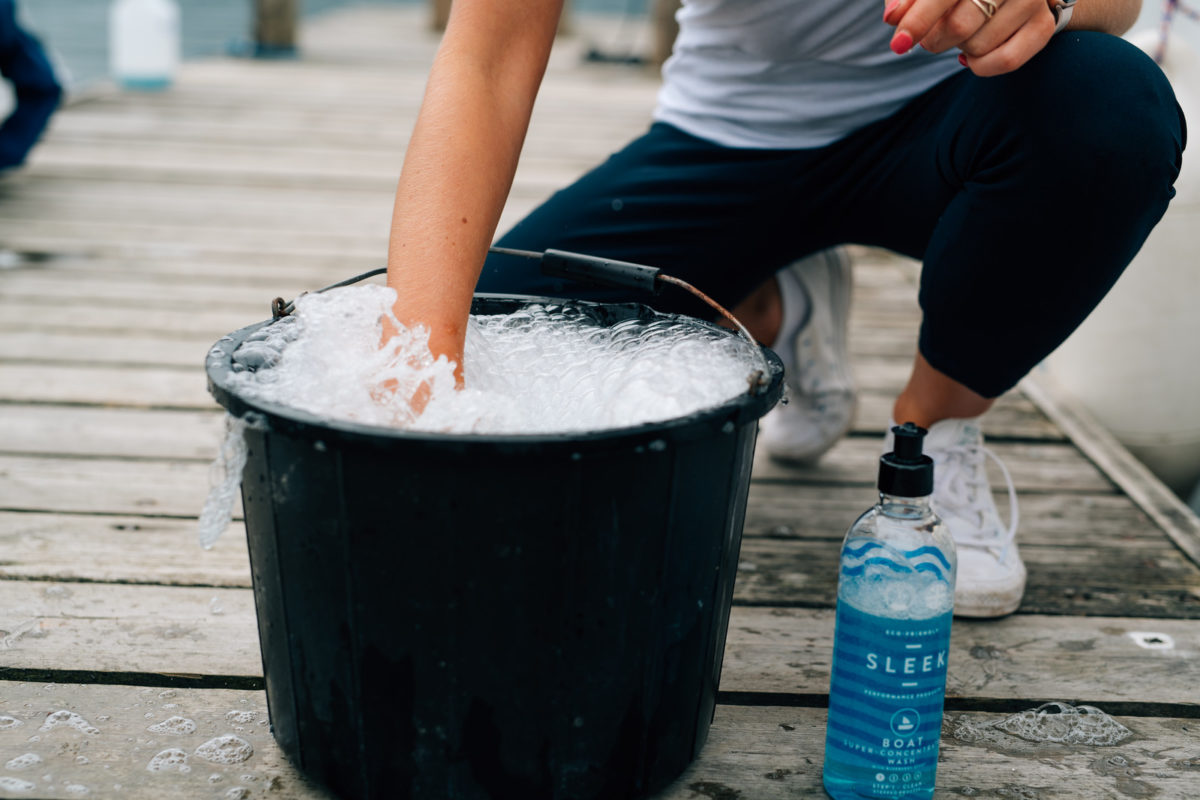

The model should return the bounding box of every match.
[271,247,772,395]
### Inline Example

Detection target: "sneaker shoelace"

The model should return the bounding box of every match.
[932,440,1019,559]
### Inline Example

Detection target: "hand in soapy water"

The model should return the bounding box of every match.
[375,313,451,418]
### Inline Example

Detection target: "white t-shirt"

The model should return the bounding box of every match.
[654,0,962,149]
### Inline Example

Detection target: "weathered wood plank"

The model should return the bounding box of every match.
[744,486,1166,547]
[3,579,1198,707]
[2,680,1192,800]
[0,301,274,340]
[0,512,250,587]
[0,364,210,409]
[0,435,1115,520]
[0,407,1056,479]
[0,406,225,461]
[722,606,1200,704]
[1023,372,1200,569]
[0,331,227,370]
[0,489,1169,588]
[661,705,1200,800]
[0,681,333,799]
[0,582,258,677]
[0,456,223,517]
[752,436,1114,493]
[734,537,1200,618]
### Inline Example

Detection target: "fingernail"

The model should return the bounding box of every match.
[958,53,967,66]
[891,31,914,54]
[883,0,901,22]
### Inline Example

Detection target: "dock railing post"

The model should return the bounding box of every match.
[255,0,298,58]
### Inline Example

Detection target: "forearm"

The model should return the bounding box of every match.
[387,0,562,364]
[1064,0,1142,36]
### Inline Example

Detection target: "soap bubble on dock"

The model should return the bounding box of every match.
[148,716,197,736]
[4,752,42,770]
[0,776,35,792]
[0,715,23,729]
[224,710,258,725]
[194,734,254,764]
[953,702,1132,747]
[146,748,191,773]
[64,784,89,796]
[40,711,99,736]
[225,285,762,434]
[994,702,1132,746]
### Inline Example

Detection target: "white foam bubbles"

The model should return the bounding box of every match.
[195,735,254,764]
[4,752,42,770]
[146,748,191,773]
[994,702,1132,746]
[0,776,35,792]
[40,711,99,736]
[0,715,23,729]
[224,710,258,725]
[224,285,761,435]
[148,716,197,736]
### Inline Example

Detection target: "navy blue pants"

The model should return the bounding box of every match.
[480,32,1185,398]
[0,0,61,169]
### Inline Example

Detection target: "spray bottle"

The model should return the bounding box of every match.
[823,422,956,799]
[110,0,181,90]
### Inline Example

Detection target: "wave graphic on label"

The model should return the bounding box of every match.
[840,540,951,580]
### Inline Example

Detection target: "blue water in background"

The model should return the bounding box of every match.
[18,0,651,89]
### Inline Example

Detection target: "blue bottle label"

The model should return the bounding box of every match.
[825,602,951,796]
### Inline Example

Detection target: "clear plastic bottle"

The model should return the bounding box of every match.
[823,423,957,799]
[109,0,180,90]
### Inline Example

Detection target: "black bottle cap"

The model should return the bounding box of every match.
[878,422,934,497]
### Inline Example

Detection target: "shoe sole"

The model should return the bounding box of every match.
[953,583,1025,618]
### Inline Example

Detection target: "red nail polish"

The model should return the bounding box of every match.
[891,31,914,55]
[884,0,901,22]
[958,53,967,66]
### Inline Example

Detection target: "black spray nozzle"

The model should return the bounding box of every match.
[538,249,663,295]
[879,422,934,497]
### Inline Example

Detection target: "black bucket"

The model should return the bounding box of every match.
[205,294,783,800]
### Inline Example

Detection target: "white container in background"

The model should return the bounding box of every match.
[1045,31,1200,497]
[109,0,181,90]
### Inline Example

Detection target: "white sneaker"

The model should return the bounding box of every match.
[758,248,856,463]
[889,417,1026,618]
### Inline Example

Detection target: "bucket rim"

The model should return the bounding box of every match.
[205,293,784,449]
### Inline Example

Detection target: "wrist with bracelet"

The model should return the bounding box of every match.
[1050,0,1077,33]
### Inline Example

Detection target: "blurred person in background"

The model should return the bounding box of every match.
[0,0,61,170]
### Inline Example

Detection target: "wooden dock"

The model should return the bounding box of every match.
[2,6,1199,798]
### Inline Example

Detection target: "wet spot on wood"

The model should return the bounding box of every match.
[764,768,792,780]
[970,645,1006,660]
[687,780,741,799]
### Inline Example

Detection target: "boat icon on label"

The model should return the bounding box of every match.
[890,708,920,736]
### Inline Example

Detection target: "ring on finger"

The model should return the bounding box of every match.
[969,0,998,18]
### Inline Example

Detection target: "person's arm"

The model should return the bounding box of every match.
[386,0,564,380]
[1063,0,1142,35]
[884,0,1142,77]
